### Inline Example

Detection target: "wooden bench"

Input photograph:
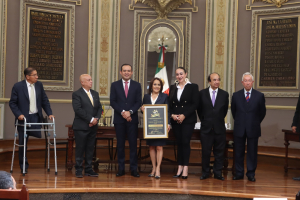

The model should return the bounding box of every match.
[0,184,29,200]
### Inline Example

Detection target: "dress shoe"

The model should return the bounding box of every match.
[214,174,224,181]
[148,173,155,177]
[85,170,98,177]
[131,170,140,177]
[293,176,300,181]
[173,171,183,178]
[116,170,125,177]
[75,171,83,178]
[20,169,28,174]
[247,176,256,182]
[182,176,188,179]
[233,176,244,180]
[200,174,209,180]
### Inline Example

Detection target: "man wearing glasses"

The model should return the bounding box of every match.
[9,67,54,174]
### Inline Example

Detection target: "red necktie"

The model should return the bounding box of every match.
[125,81,128,98]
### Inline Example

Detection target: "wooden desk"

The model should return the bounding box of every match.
[282,129,300,172]
[66,125,234,171]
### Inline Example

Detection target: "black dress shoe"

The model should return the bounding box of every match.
[247,176,256,182]
[116,170,125,177]
[293,176,300,181]
[200,174,209,180]
[182,176,188,179]
[131,170,140,177]
[214,174,224,181]
[173,171,183,178]
[85,170,98,177]
[233,176,244,180]
[20,169,28,174]
[75,171,83,178]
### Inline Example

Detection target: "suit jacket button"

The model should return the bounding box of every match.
[173,101,175,103]
[176,106,177,107]
[182,106,183,107]
[185,101,187,103]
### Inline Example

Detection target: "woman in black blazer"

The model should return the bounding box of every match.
[141,78,170,179]
[169,67,199,179]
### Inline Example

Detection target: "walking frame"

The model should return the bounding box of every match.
[10,117,57,176]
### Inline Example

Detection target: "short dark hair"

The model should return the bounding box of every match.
[207,72,221,82]
[148,77,163,94]
[120,64,132,71]
[0,171,14,189]
[24,67,36,77]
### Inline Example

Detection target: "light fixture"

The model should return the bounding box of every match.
[148,39,151,42]
[158,38,160,41]
[166,38,168,40]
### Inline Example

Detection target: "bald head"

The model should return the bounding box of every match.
[79,74,92,91]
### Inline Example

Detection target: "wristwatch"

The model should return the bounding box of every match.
[129,110,133,115]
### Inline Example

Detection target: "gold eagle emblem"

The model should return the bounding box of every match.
[134,0,192,19]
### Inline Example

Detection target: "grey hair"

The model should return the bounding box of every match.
[242,72,254,81]
[0,171,14,189]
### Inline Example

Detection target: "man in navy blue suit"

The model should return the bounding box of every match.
[110,64,142,177]
[231,72,266,182]
[9,67,54,173]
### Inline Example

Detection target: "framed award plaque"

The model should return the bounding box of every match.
[143,104,168,139]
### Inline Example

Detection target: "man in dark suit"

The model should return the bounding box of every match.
[9,67,54,173]
[291,94,300,181]
[72,74,102,178]
[110,64,142,177]
[197,73,229,181]
[231,72,266,182]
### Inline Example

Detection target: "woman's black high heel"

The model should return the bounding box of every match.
[173,171,183,178]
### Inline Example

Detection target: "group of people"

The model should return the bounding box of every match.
[108,64,266,182]
[15,64,300,183]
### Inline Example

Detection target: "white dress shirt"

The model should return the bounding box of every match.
[26,80,37,114]
[209,86,218,100]
[151,93,159,105]
[122,79,131,90]
[244,88,252,99]
[177,81,191,101]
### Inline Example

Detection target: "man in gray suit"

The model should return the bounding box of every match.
[72,74,102,178]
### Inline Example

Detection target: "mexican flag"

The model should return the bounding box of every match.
[155,44,170,95]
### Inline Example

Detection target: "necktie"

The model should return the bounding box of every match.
[212,90,216,107]
[246,92,250,102]
[87,91,94,106]
[125,81,128,98]
[29,84,36,113]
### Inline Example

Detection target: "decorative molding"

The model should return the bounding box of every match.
[134,0,192,19]
[250,6,300,97]
[0,104,3,139]
[0,0,6,98]
[19,0,75,91]
[88,0,121,100]
[44,0,81,5]
[253,0,289,8]
[129,0,198,12]
[133,10,191,92]
[247,0,300,10]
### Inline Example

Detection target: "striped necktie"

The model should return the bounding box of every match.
[87,91,94,106]
[246,92,250,102]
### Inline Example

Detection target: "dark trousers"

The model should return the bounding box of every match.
[114,122,138,171]
[201,129,226,176]
[172,123,195,166]
[17,113,41,170]
[234,133,258,177]
[74,128,96,172]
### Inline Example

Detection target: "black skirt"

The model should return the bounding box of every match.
[146,138,166,146]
